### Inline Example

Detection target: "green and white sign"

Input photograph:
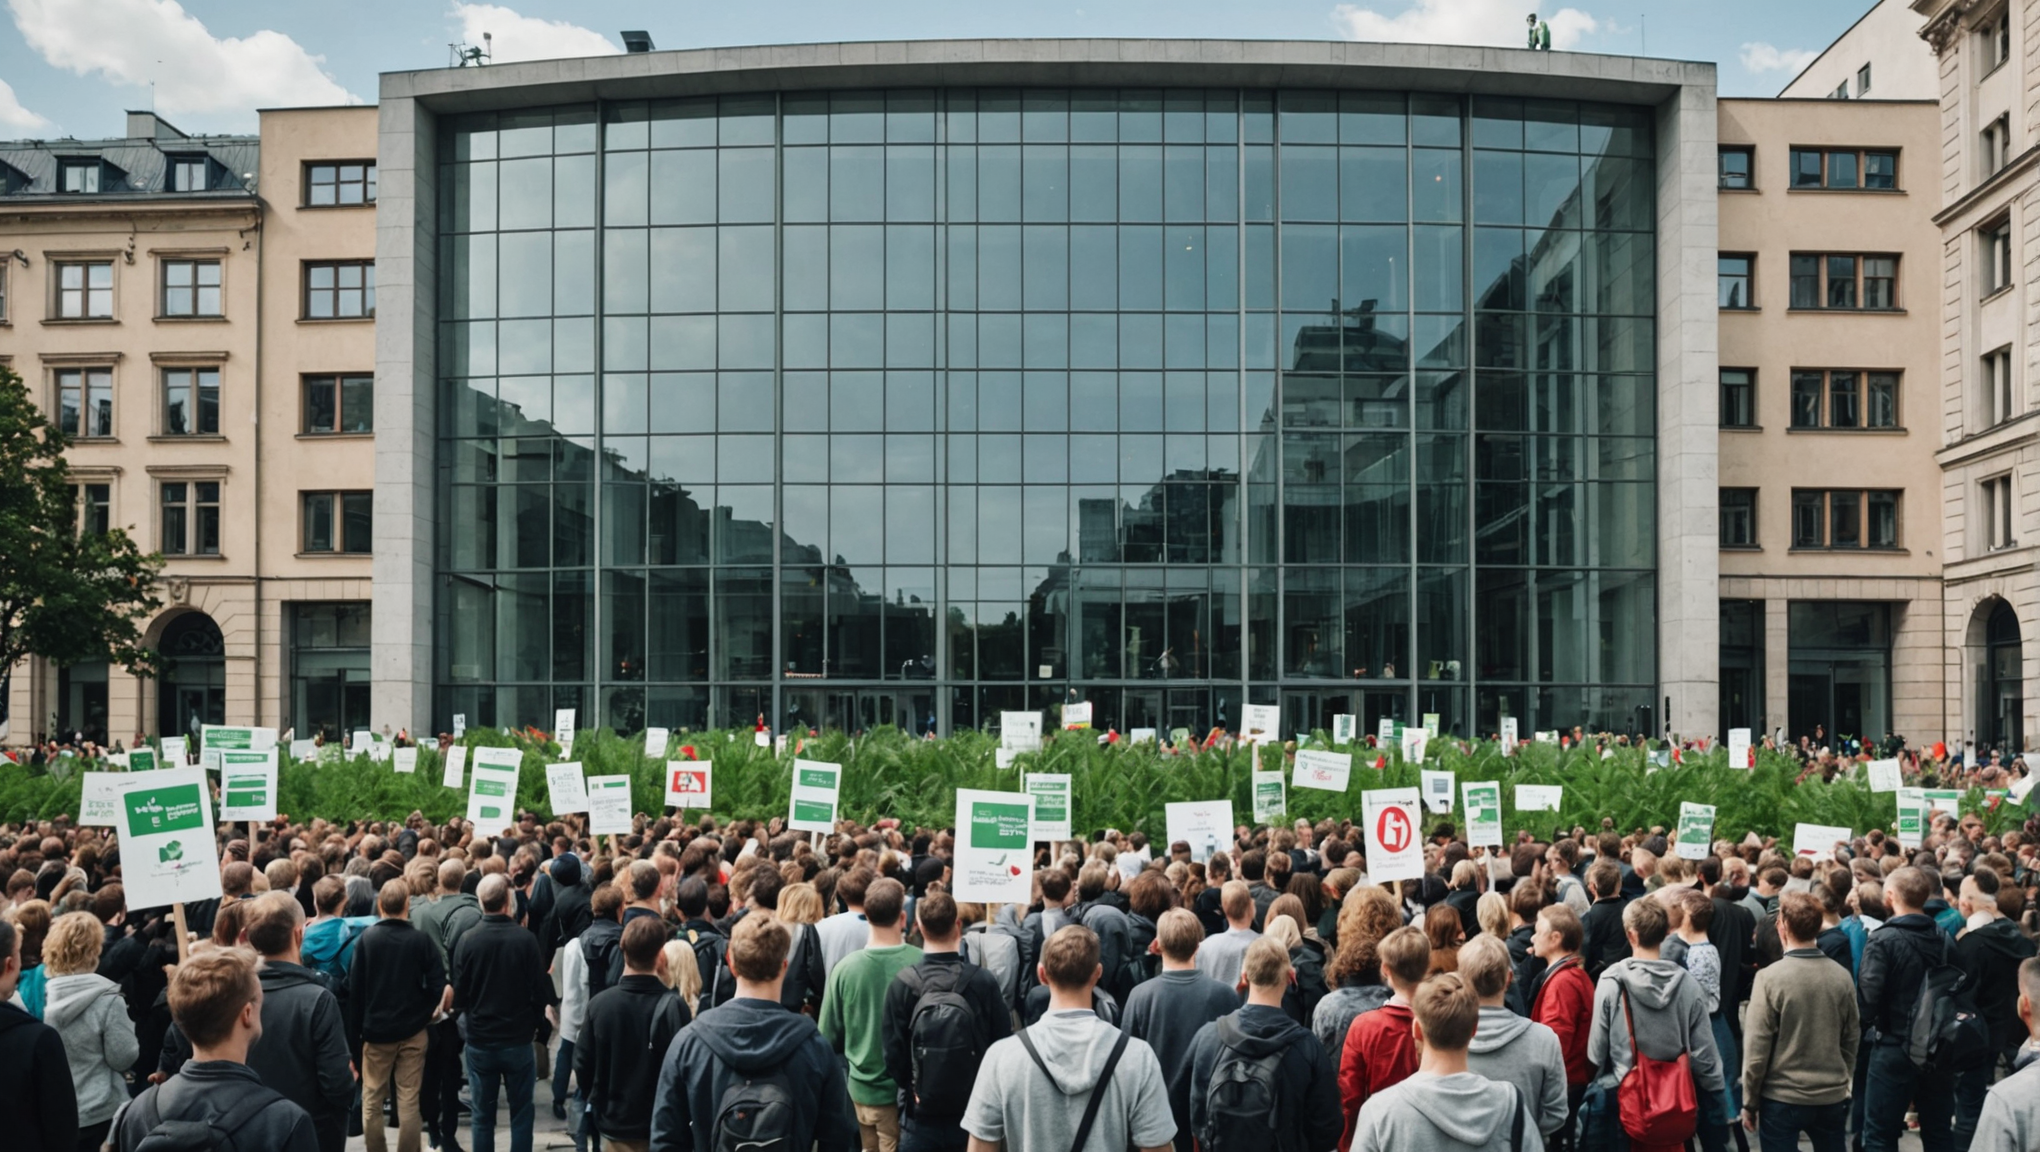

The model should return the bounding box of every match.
[1422,713,1440,737]
[217,751,278,823]
[160,736,188,767]
[127,748,158,774]
[1462,780,1503,847]
[1024,772,1072,841]
[200,725,277,773]
[116,767,223,910]
[1896,787,1925,847]
[467,746,524,828]
[788,759,840,833]
[1675,801,1715,861]
[1922,789,1963,818]
[587,774,633,836]
[1252,771,1286,823]
[1332,714,1357,744]
[954,788,1034,903]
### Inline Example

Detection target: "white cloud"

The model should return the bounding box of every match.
[1739,42,1819,74]
[450,3,619,64]
[1332,1,1599,51]
[8,0,358,128]
[0,77,50,132]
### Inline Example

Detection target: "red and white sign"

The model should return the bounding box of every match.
[1362,787,1423,882]
[665,760,712,809]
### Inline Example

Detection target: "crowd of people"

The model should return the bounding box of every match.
[0,794,2036,1152]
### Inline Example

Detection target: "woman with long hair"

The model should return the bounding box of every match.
[1311,884,1403,1057]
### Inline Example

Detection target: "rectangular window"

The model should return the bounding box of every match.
[1792,490,1824,548]
[1829,490,1861,547]
[1826,255,1858,308]
[1832,82,1850,101]
[75,483,109,536]
[161,480,221,556]
[1790,253,1899,310]
[302,374,374,434]
[304,261,374,319]
[1789,255,1820,309]
[1984,346,2016,425]
[1983,115,2011,177]
[1720,369,1755,427]
[56,368,113,438]
[1787,369,1901,429]
[55,261,113,319]
[169,157,209,192]
[162,367,220,435]
[1866,372,1899,427]
[302,491,373,554]
[1720,488,1757,547]
[0,264,8,322]
[161,259,222,317]
[1790,371,1823,428]
[1718,254,1753,309]
[1718,147,1753,190]
[1858,63,1872,95]
[1989,14,2012,69]
[1787,148,1899,190]
[1983,218,2013,295]
[1828,371,1859,428]
[306,162,376,206]
[1791,488,1902,549]
[1982,475,2015,550]
[1791,149,1824,188]
[1864,151,1897,189]
[59,160,100,194]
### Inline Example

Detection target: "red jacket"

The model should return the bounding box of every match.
[1338,1002,1418,1150]
[1533,953,1597,1087]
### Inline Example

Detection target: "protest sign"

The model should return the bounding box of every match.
[1024,773,1073,841]
[587,775,633,836]
[1400,726,1429,764]
[1332,714,1357,744]
[1500,717,1519,755]
[1515,784,1563,812]
[1676,802,1716,860]
[116,768,223,910]
[200,725,277,774]
[466,747,523,828]
[1896,787,1925,848]
[1420,770,1454,814]
[1793,823,1854,859]
[1129,727,1157,745]
[161,736,189,767]
[217,751,278,823]
[452,713,467,738]
[1421,713,1440,737]
[643,727,671,758]
[546,762,588,815]
[1240,704,1279,745]
[287,740,317,763]
[393,747,418,775]
[348,730,371,756]
[1062,701,1093,730]
[1000,712,1043,754]
[555,709,578,759]
[1293,749,1352,792]
[1462,781,1503,847]
[1252,772,1286,823]
[1922,788,1963,817]
[1378,717,1397,744]
[80,772,126,827]
[788,760,840,833]
[1866,759,1901,793]
[1166,800,1232,862]
[128,748,158,774]
[441,744,468,790]
[954,789,1034,903]
[1727,728,1751,770]
[665,760,713,810]
[1362,788,1423,882]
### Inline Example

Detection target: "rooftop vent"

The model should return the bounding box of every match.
[622,30,655,53]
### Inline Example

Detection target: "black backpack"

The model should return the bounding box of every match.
[713,1069,800,1152]
[129,1082,287,1152]
[1905,935,1994,1074]
[899,962,991,1114]
[690,929,735,1016]
[1074,903,1142,1000]
[1198,1017,1297,1152]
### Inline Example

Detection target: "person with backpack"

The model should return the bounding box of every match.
[112,947,319,1152]
[1185,936,1342,1152]
[647,912,857,1152]
[957,902,1024,1019]
[579,880,627,1007]
[1967,955,2040,1152]
[413,859,484,1152]
[303,873,377,991]
[1953,868,2035,1145]
[881,890,1011,1152]
[1070,862,1140,1003]
[1349,971,1544,1152]
[550,883,615,1150]
[1857,865,1961,1152]
[1127,908,1243,1152]
[1739,891,1858,1152]
[576,917,690,1152]
[1195,881,1261,989]
[961,924,1176,1152]
[821,877,922,1152]
[453,874,556,1152]
[742,868,824,1016]
[0,917,79,1152]
[1460,935,1569,1142]
[1583,896,1727,1152]
[348,878,451,1152]
[239,893,354,1152]
[1338,926,1431,1151]
[675,877,736,1016]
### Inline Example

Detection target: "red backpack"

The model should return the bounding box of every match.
[1615,981,1698,1152]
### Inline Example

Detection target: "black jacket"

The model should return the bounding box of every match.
[1582,897,1631,980]
[1858,913,1943,1044]
[1956,917,2038,1051]
[344,918,446,1050]
[580,918,625,1002]
[1184,1004,1342,1152]
[0,1000,78,1152]
[249,961,354,1152]
[780,921,827,1016]
[880,952,1013,1120]
[452,913,555,1049]
[1445,887,1482,939]
[1707,897,1754,1013]
[649,996,857,1152]
[113,1060,318,1152]
[538,881,593,957]
[1506,925,1547,1017]
[574,975,689,1140]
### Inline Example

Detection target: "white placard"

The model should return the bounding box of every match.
[999,712,1043,754]
[1362,787,1424,882]
[1866,759,1901,793]
[1792,822,1854,859]
[217,751,278,823]
[161,736,189,767]
[1024,772,1073,841]
[554,709,577,759]
[1239,704,1279,744]
[442,744,468,790]
[1332,714,1357,744]
[1516,784,1563,812]
[288,739,318,762]
[1727,728,1751,770]
[788,759,840,833]
[1378,717,1397,744]
[995,747,1018,769]
[1400,727,1429,764]
[80,772,126,827]
[1165,799,1233,863]
[393,747,419,775]
[1422,713,1440,737]
[467,746,524,828]
[348,730,371,756]
[546,762,588,814]
[755,728,771,748]
[1252,772,1286,823]
[1535,730,1560,744]
[1500,717,1519,756]
[664,760,713,810]
[587,775,633,836]
[1062,701,1094,729]
[1675,801,1716,861]
[1462,780,1504,847]
[115,767,224,910]
[452,713,467,738]
[367,736,392,763]
[643,727,671,758]
[2011,773,2037,803]
[1421,769,1455,814]
[1293,748,1352,792]
[954,788,1034,903]
[1128,727,1157,745]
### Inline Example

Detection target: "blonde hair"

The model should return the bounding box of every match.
[777,882,823,926]
[41,910,104,976]
[1241,935,1292,989]
[1476,892,1508,939]
[1263,914,1301,951]
[660,939,701,1018]
[1411,972,1480,1050]
[1457,932,1512,999]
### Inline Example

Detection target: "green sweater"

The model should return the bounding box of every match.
[820,943,923,1106]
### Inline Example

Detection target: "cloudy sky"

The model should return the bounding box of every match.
[0,0,1892,138]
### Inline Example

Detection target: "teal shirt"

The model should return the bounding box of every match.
[819,942,922,1106]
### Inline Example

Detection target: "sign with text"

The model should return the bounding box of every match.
[1332,714,1357,744]
[1866,759,1901,793]
[954,788,1034,903]
[80,772,126,827]
[200,725,277,774]
[1362,787,1423,882]
[1727,728,1751,770]
[441,744,468,790]
[643,727,671,758]
[128,748,158,774]
[1421,769,1454,814]
[1421,713,1440,737]
[1792,822,1854,859]
[1378,717,1397,745]
[217,751,278,823]
[1515,784,1563,812]
[287,739,317,763]
[1896,787,1925,847]
[161,736,189,767]
[546,762,588,815]
[466,747,524,828]
[393,747,419,775]
[1922,789,1963,818]
[554,709,578,759]
[1500,717,1519,756]
[1000,712,1043,755]
[1166,799,1232,863]
[1675,802,1716,861]
[788,759,841,833]
[1462,780,1503,847]
[1293,749,1352,792]
[1062,701,1093,730]
[587,775,633,836]
[1024,772,1073,841]
[1400,726,1429,764]
[1252,772,1286,823]
[1239,704,1279,745]
[452,713,467,738]
[117,767,223,910]
[665,760,713,810]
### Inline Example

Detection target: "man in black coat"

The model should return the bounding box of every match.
[1859,866,1958,1152]
[455,874,556,1152]
[1579,859,1630,980]
[0,919,78,1152]
[575,917,689,1148]
[244,893,355,1152]
[1953,868,2037,1144]
[346,879,450,1152]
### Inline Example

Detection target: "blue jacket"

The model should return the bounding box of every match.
[648,995,856,1152]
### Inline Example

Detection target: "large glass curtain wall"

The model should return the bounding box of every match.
[435,89,1657,738]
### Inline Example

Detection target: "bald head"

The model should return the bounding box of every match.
[478,873,511,913]
[437,858,466,894]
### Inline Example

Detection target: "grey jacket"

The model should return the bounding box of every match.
[1351,1070,1545,1152]
[1968,1057,2040,1152]
[1465,1004,1570,1137]
[1585,957,1725,1099]
[43,971,139,1126]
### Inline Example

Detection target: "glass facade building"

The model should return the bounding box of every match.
[422,72,1671,739]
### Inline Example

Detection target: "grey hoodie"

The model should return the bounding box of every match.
[1465,1004,1570,1137]
[1586,957,1725,1099]
[962,1008,1176,1152]
[43,971,139,1126]
[1351,1070,1545,1152]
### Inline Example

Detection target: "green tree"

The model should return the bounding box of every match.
[0,365,163,739]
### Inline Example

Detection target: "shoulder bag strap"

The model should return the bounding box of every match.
[1067,1030,1131,1152]
[1618,980,1641,1065]
[213,1084,288,1151]
[1509,1084,1525,1152]
[1015,1026,1055,1082]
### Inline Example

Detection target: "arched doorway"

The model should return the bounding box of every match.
[157,612,225,740]
[1981,600,2022,754]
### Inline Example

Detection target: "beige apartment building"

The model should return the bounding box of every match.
[0,106,376,748]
